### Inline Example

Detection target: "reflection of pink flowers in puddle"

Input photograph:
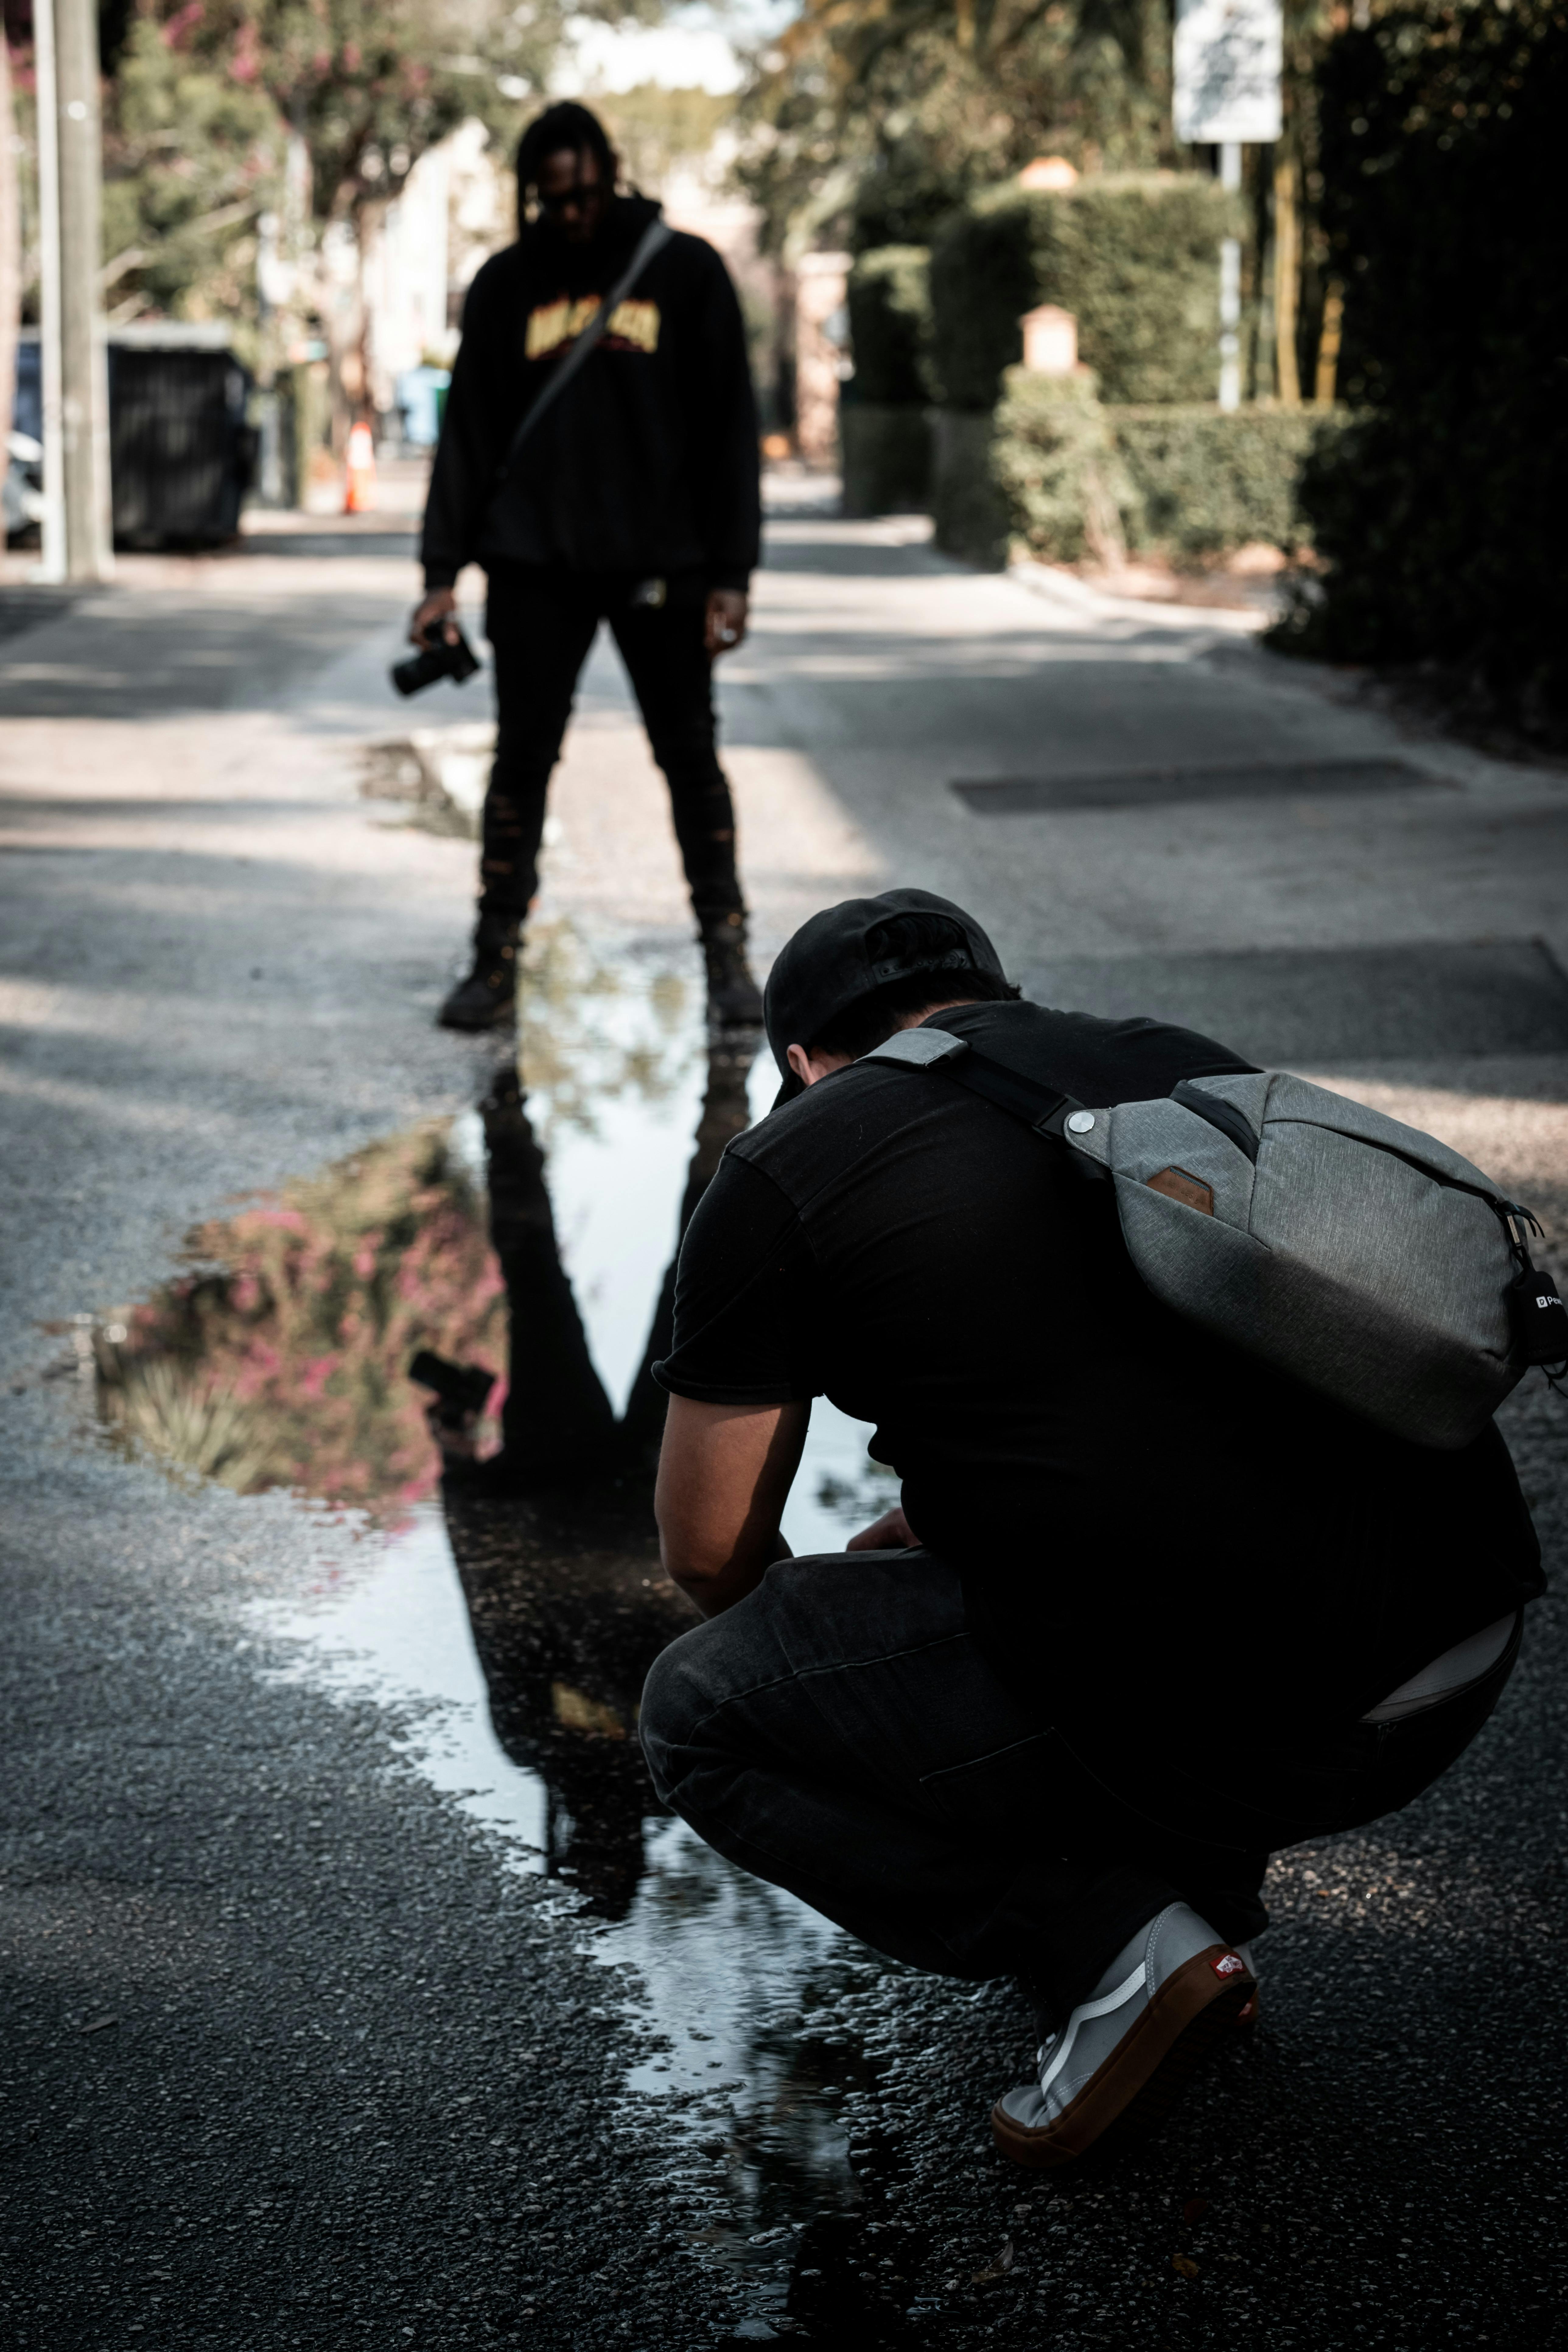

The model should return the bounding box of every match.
[97,1123,506,1525]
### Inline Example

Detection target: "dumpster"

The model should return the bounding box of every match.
[9,325,258,551]
[107,325,257,548]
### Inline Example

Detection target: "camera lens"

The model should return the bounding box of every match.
[390,625,479,698]
[391,646,444,697]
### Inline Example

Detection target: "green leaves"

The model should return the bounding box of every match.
[97,0,569,345]
[1278,0,1568,730]
[735,0,1177,257]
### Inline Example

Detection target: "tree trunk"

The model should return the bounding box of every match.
[1314,281,1343,405]
[1272,151,1301,406]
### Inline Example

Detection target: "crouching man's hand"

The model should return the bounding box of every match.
[846,1505,920,1553]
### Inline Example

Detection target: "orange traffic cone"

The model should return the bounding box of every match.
[344,420,376,514]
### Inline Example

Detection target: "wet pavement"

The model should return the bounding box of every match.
[3,498,1567,2348]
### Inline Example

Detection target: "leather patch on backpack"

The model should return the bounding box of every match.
[1147,1166,1215,1216]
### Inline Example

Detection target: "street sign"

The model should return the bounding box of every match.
[1174,0,1283,145]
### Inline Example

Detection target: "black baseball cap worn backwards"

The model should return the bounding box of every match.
[763,887,1008,1105]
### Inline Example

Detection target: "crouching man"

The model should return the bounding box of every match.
[639,888,1542,2167]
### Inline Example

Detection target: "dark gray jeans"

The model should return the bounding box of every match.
[639,1549,1521,2023]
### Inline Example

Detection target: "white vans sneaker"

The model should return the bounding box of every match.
[992,1904,1255,2168]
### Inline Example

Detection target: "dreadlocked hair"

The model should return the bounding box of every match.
[515,102,617,198]
[806,912,1021,1064]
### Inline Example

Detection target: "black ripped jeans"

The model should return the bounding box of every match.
[639,1549,1523,2027]
[479,565,745,928]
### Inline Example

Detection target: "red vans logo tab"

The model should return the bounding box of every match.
[1212,1951,1246,1977]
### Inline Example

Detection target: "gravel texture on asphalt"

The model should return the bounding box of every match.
[4,533,1565,2349]
[4,1382,1564,2347]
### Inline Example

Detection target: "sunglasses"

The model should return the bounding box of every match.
[537,178,605,216]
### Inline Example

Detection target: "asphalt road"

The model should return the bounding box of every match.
[2,505,1566,2350]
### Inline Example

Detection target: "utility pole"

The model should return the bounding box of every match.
[33,0,114,583]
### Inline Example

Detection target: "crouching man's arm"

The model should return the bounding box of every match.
[655,1395,809,1618]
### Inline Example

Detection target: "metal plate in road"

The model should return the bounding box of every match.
[952,756,1436,814]
[1016,939,1568,1062]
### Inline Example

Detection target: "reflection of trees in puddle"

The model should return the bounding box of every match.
[93,1125,503,1519]
[88,926,709,1525]
[85,931,752,1919]
[517,919,698,1143]
[91,962,904,2319]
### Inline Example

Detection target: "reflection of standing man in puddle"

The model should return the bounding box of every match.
[640,888,1542,2173]
[408,101,764,1035]
[417,1037,754,1916]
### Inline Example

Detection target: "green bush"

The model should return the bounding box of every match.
[847,246,934,406]
[1268,1,1568,731]
[992,373,1134,566]
[988,382,1345,567]
[1112,406,1334,560]
[929,174,1241,412]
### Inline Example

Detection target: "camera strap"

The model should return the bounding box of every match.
[498,217,674,481]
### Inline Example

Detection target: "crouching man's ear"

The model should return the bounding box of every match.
[786,1043,852,1088]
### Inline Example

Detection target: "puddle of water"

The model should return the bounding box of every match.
[92,919,920,2339]
[258,1504,550,1860]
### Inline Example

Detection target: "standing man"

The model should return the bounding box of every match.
[640,889,1542,2168]
[410,102,763,1031]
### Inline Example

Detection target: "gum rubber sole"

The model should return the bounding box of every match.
[991,1946,1256,2172]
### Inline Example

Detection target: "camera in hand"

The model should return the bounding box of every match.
[392,622,481,698]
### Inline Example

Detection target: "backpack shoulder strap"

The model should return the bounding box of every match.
[499,216,674,481]
[862,1027,1087,1139]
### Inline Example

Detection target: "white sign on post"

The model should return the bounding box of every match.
[1174,0,1283,145]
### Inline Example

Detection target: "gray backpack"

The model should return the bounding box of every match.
[865,1027,1567,1450]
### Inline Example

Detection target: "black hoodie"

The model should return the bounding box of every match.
[419,196,761,594]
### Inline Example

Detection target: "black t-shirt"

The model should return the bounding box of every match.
[655,1001,1542,1741]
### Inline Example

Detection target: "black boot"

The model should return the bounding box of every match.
[700,912,763,1028]
[437,914,520,1032]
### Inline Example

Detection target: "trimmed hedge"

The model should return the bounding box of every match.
[929,174,1241,413]
[990,374,1133,567]
[1112,405,1331,560]
[937,377,1345,568]
[1271,1,1568,730]
[847,246,934,405]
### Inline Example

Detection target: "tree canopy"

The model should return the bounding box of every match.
[93,0,576,338]
[736,0,1178,255]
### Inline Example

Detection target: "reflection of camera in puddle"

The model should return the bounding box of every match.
[408,1350,496,1460]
